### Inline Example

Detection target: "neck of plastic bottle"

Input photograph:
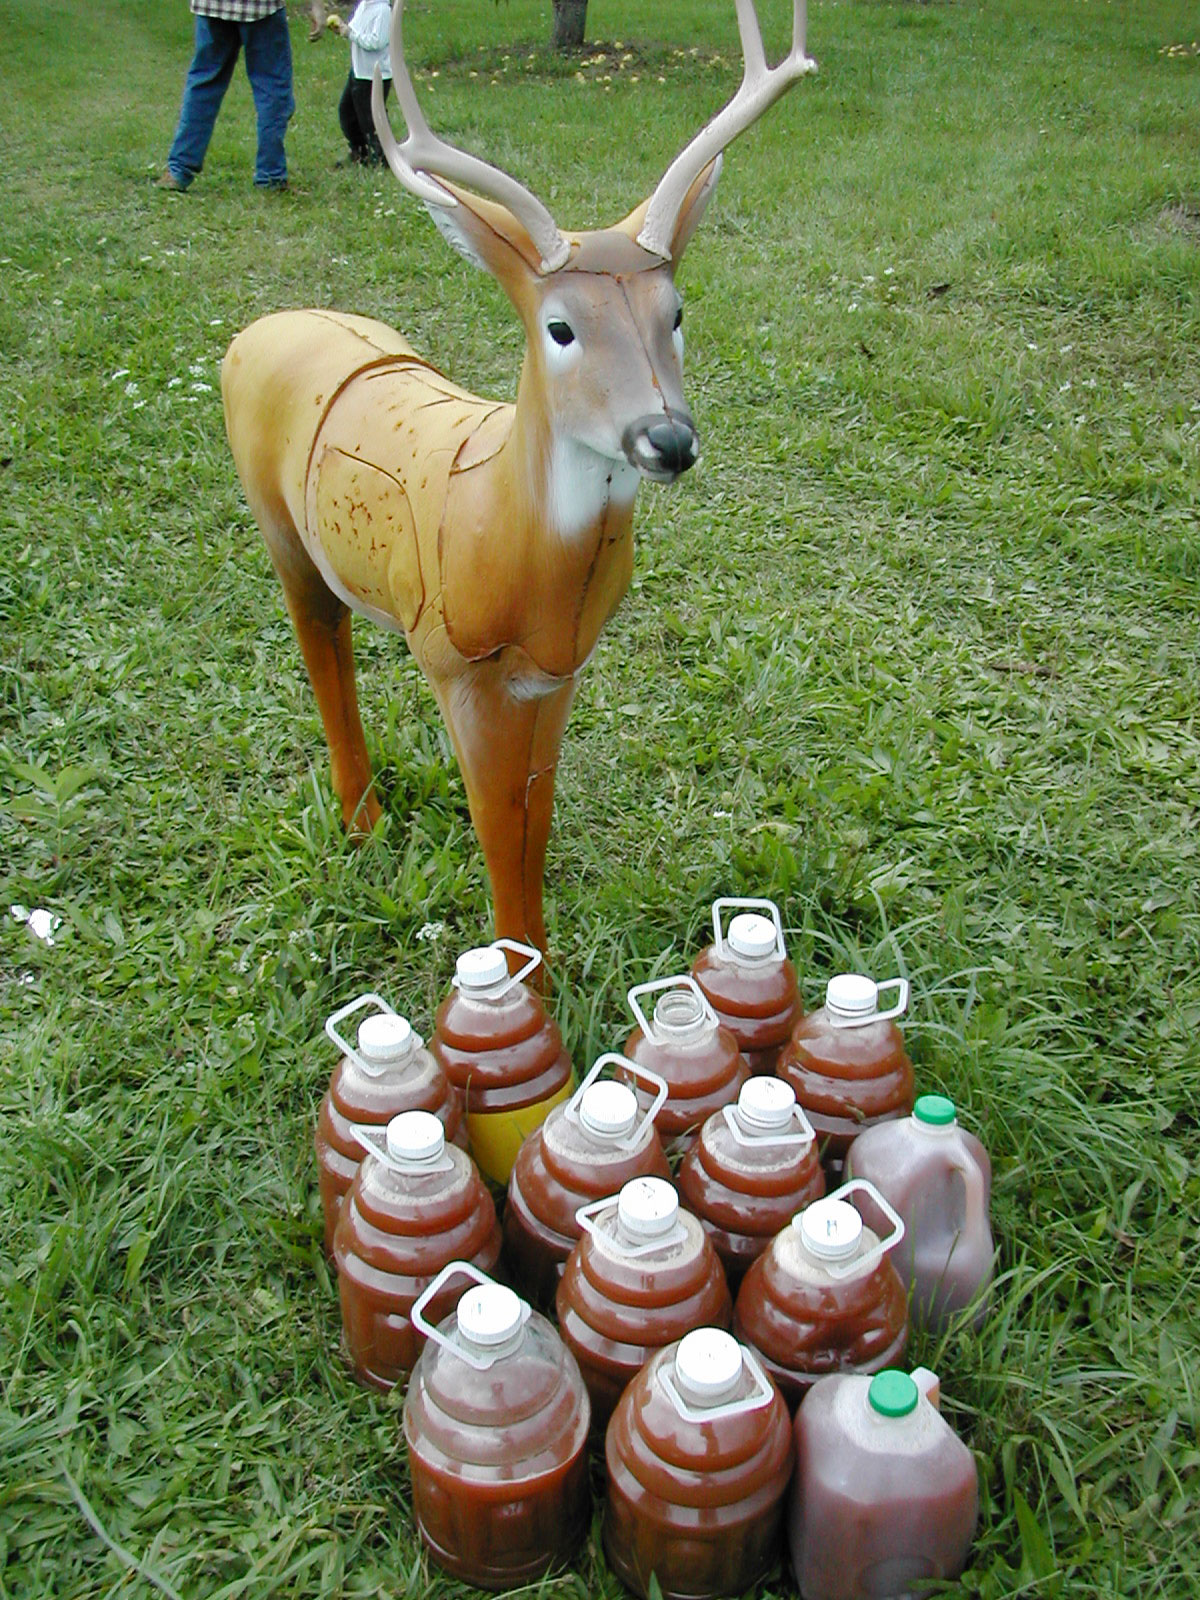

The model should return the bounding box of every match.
[652,988,712,1044]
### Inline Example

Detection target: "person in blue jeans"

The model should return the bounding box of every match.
[158,1,294,192]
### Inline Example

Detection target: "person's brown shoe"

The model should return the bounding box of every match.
[154,168,187,192]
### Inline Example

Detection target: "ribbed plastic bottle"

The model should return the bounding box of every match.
[691,898,802,1073]
[605,1328,794,1600]
[404,1264,591,1590]
[430,940,573,1185]
[734,1183,909,1410]
[557,1176,732,1431]
[333,1111,501,1389]
[789,1368,978,1599]
[846,1093,993,1331]
[677,1077,826,1290]
[316,992,466,1256]
[620,974,750,1151]
[777,974,914,1171]
[503,1055,672,1305]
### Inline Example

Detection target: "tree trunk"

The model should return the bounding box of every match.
[551,0,588,50]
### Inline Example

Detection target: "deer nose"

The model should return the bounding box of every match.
[625,412,699,480]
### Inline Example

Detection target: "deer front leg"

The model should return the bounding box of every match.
[434,659,577,954]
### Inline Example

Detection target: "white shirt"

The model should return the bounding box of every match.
[347,0,392,81]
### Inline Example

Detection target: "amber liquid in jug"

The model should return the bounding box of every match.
[677,1076,826,1290]
[316,993,465,1256]
[504,1056,672,1305]
[734,1183,909,1410]
[777,973,914,1170]
[691,898,802,1073]
[605,1328,794,1600]
[557,1176,731,1431]
[404,1264,591,1591]
[431,940,573,1185]
[620,974,749,1151]
[333,1111,501,1389]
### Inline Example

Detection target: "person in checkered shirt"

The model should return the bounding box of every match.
[157,2,295,192]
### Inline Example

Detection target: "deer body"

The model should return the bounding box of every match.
[224,1,815,954]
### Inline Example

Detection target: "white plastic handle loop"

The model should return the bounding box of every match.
[722,1097,816,1153]
[409,1261,531,1371]
[627,974,718,1046]
[826,976,910,1030]
[452,938,541,999]
[798,1178,906,1281]
[325,992,422,1077]
[347,1121,455,1177]
[563,1053,668,1150]
[712,898,786,963]
[657,1339,776,1424]
[575,1192,689,1261]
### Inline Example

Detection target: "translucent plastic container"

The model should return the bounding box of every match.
[691,898,802,1073]
[777,974,914,1169]
[404,1264,591,1590]
[846,1093,993,1331]
[333,1111,501,1389]
[789,1367,978,1599]
[556,1176,732,1431]
[734,1182,909,1409]
[316,992,466,1255]
[605,1328,794,1600]
[503,1055,672,1304]
[620,973,749,1151]
[430,941,574,1184]
[677,1077,826,1290]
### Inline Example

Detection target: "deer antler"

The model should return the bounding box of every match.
[371,0,571,274]
[637,0,817,260]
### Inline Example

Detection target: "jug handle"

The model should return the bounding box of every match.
[325,991,417,1077]
[410,1260,530,1372]
[711,897,786,962]
[722,1098,816,1153]
[826,977,909,1030]
[658,1340,776,1424]
[452,938,541,999]
[627,974,718,1045]
[818,1178,907,1281]
[346,1121,454,1177]
[562,1053,669,1151]
[574,1193,689,1260]
[951,1147,989,1244]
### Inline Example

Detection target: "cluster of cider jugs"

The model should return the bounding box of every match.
[313,899,993,1599]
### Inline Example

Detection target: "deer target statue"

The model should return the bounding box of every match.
[223,0,816,955]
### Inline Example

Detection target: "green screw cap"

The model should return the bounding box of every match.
[868,1369,919,1418]
[914,1093,956,1127]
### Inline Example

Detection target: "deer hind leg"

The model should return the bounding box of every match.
[260,516,382,835]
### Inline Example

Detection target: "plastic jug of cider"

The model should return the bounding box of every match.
[557,1176,732,1431]
[605,1328,794,1600]
[621,974,750,1151]
[333,1111,501,1390]
[691,897,802,1072]
[430,940,574,1185]
[503,1055,672,1304]
[734,1182,909,1410]
[846,1093,994,1331]
[316,992,466,1255]
[677,1076,826,1290]
[789,1367,978,1599]
[777,973,914,1170]
[404,1262,591,1590]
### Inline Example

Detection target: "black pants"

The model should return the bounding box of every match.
[338,72,390,164]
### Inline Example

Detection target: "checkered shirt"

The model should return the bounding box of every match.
[191,0,285,20]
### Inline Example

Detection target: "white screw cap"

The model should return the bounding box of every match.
[457,1283,523,1348]
[385,1110,445,1165]
[736,1077,796,1131]
[798,1197,864,1261]
[357,1012,414,1064]
[617,1177,678,1241]
[728,913,777,961]
[579,1081,638,1141]
[825,973,878,1017]
[456,946,510,993]
[675,1328,743,1404]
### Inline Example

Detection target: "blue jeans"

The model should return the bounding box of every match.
[166,10,294,188]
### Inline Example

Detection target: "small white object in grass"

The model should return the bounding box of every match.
[10,905,62,945]
[416,920,446,942]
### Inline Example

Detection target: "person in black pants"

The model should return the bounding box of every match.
[330,1,392,167]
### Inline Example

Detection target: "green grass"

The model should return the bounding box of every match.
[1,0,1198,1594]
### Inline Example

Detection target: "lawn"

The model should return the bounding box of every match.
[1,0,1198,1595]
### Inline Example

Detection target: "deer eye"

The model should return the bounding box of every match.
[673,306,683,332]
[547,320,576,347]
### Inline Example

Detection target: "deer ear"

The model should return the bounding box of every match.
[425,180,547,300]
